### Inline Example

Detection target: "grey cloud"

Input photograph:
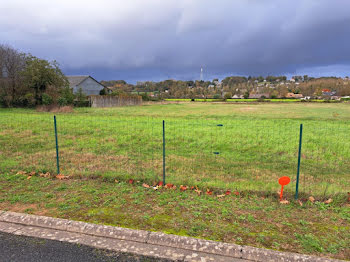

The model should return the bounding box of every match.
[0,0,349,81]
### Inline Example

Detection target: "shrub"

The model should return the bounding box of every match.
[0,93,10,107]
[224,93,232,100]
[58,97,68,106]
[73,100,90,107]
[22,93,36,107]
[42,93,53,105]
[75,88,88,107]
[59,86,74,105]
[140,93,151,101]
[111,90,126,96]
[140,93,160,101]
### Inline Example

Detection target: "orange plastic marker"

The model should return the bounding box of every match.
[278,176,291,200]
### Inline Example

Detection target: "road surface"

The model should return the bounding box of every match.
[0,231,169,262]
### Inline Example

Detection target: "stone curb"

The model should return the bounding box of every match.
[0,211,343,262]
[240,246,340,262]
[147,231,243,258]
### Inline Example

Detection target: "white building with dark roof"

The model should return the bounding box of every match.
[66,75,105,95]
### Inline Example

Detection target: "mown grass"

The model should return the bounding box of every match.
[0,173,348,260]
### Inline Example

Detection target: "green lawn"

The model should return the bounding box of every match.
[0,102,349,260]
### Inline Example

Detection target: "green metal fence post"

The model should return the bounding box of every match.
[54,115,60,175]
[162,120,166,185]
[295,123,303,200]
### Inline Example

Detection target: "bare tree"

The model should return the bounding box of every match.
[0,44,26,106]
[0,47,3,78]
[0,45,7,103]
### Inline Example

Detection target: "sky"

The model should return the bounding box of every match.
[1,0,350,83]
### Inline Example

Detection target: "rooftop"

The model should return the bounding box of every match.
[66,75,90,88]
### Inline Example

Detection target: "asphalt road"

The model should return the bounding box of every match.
[0,232,170,262]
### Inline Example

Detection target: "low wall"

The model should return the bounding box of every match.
[89,95,142,108]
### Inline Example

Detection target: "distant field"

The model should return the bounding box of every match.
[165,98,334,102]
[166,98,295,102]
[0,102,349,260]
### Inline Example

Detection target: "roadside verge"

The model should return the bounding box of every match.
[0,211,342,262]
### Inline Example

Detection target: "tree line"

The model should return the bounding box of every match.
[102,75,350,99]
[0,44,74,107]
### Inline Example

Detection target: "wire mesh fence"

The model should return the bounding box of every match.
[0,110,349,198]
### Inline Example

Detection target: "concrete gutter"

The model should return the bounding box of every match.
[0,211,342,262]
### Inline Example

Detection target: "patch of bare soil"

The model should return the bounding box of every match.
[36,105,73,113]
[239,107,256,112]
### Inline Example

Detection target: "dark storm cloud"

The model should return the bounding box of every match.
[1,0,350,81]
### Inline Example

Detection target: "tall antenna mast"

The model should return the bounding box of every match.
[200,67,203,81]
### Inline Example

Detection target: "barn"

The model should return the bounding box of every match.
[67,75,105,96]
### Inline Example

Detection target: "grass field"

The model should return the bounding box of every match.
[0,102,349,196]
[0,102,349,260]
[165,98,335,102]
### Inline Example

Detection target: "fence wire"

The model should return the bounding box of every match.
[0,111,349,197]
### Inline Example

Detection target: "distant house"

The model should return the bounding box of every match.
[249,93,270,99]
[232,94,244,99]
[286,93,303,98]
[321,89,336,96]
[67,75,105,95]
[301,96,311,101]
